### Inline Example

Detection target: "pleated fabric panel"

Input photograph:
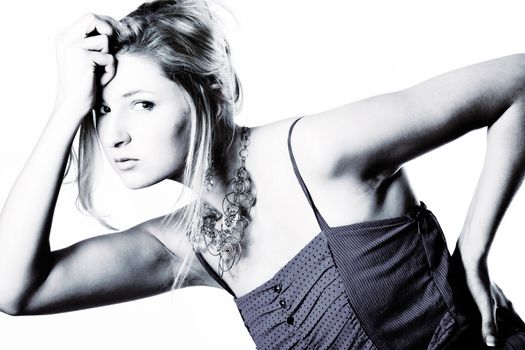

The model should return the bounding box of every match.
[234,233,376,350]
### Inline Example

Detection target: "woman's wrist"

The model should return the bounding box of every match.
[457,231,491,265]
[49,102,91,134]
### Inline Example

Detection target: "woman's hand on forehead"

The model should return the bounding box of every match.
[57,13,120,43]
[53,13,121,121]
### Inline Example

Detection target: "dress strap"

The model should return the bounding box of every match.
[194,251,236,297]
[287,117,330,231]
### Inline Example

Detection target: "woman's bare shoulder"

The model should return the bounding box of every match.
[248,116,302,134]
[138,210,188,256]
[250,114,374,182]
[139,210,224,290]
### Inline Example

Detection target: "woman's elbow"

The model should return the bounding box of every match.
[0,285,36,316]
[0,298,24,316]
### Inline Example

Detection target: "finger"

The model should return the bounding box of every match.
[100,58,117,86]
[83,13,115,38]
[89,51,113,67]
[62,13,115,42]
[79,34,109,53]
[466,267,498,346]
[480,297,498,347]
[88,52,117,86]
[97,14,122,31]
[491,283,512,309]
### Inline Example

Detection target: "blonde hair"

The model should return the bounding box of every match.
[65,0,243,290]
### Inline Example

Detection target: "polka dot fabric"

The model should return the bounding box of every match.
[234,232,375,350]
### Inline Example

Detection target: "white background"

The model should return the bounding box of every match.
[1,0,525,349]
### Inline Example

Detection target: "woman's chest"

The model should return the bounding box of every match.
[225,154,418,297]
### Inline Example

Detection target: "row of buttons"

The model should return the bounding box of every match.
[273,283,294,325]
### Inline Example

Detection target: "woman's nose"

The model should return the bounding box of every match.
[99,115,132,148]
[111,132,131,148]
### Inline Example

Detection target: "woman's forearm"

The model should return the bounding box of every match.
[458,99,525,259]
[454,97,525,345]
[0,107,83,313]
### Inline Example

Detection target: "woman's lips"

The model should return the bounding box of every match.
[114,158,139,170]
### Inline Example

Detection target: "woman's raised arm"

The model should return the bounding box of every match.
[0,13,118,314]
[1,219,172,316]
[297,53,525,347]
[296,53,525,182]
[0,209,219,316]
[0,13,215,316]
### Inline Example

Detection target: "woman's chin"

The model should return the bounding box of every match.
[112,165,184,189]
[119,175,164,190]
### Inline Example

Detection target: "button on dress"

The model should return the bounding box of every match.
[195,117,525,349]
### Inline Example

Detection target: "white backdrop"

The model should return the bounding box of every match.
[1,1,524,349]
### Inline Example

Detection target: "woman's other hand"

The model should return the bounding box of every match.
[458,240,498,347]
[53,13,120,120]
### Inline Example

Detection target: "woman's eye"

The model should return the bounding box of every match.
[132,101,155,111]
[96,105,111,116]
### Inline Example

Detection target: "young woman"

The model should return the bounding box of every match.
[0,0,524,348]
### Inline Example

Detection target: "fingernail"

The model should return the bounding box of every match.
[485,335,497,347]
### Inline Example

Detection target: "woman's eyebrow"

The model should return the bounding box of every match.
[121,89,154,98]
[98,90,155,105]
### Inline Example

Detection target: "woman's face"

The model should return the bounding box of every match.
[95,53,190,189]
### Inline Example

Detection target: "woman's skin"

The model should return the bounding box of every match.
[96,53,193,190]
[1,12,525,347]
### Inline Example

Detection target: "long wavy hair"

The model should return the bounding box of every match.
[64,0,243,290]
